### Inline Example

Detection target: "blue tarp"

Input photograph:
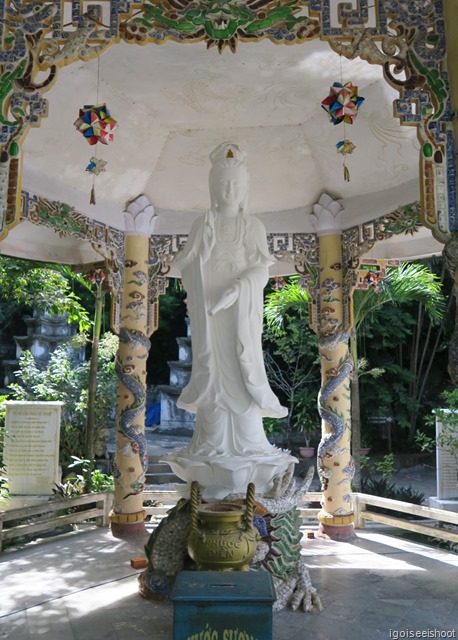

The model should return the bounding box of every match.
[145,402,161,426]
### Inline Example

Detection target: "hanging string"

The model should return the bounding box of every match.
[339,54,351,183]
[96,52,100,105]
[90,54,101,205]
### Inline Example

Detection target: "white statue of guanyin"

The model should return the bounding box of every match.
[164,142,297,499]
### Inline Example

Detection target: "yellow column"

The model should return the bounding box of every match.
[312,195,355,540]
[110,196,157,537]
[443,3,458,385]
[444,1,458,188]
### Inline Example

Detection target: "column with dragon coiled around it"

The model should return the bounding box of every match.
[311,197,355,540]
[442,4,458,384]
[110,195,158,537]
[443,233,458,384]
[316,324,354,539]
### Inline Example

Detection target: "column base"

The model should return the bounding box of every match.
[317,510,356,541]
[109,510,148,538]
[317,522,356,541]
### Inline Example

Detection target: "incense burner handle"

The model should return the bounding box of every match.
[190,480,201,534]
[244,483,255,530]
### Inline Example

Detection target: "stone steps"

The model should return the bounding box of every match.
[146,460,184,485]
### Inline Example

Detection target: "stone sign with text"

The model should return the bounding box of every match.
[4,401,63,495]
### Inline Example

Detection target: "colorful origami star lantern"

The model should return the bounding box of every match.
[86,268,106,286]
[74,103,118,145]
[364,271,380,288]
[272,276,286,291]
[321,82,364,126]
[336,139,356,155]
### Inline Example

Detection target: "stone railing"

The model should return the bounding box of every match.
[2,489,457,550]
[143,489,458,545]
[353,493,458,543]
[0,491,114,551]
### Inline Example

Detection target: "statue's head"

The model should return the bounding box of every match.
[209,142,249,214]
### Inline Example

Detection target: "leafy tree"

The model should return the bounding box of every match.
[351,262,446,488]
[147,279,187,385]
[0,257,116,477]
[0,256,90,332]
[8,332,118,473]
[263,277,320,447]
[62,268,110,466]
[0,256,99,495]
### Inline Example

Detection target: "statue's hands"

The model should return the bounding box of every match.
[208,281,240,316]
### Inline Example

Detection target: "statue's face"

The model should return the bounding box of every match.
[211,166,248,211]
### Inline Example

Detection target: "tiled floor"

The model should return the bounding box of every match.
[1,521,457,640]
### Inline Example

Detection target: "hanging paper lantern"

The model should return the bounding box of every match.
[321,82,364,126]
[364,271,379,287]
[272,276,286,291]
[86,268,106,285]
[74,104,118,145]
[336,139,356,155]
[86,156,107,175]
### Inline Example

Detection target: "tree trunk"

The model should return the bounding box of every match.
[408,290,452,441]
[83,286,104,474]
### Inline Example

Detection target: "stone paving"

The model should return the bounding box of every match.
[0,521,457,640]
[1,454,456,640]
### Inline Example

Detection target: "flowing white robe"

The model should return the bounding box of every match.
[176,210,287,457]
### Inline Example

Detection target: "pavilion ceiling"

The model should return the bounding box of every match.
[0,1,451,268]
[22,38,421,231]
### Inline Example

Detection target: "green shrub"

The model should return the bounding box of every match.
[263,417,286,439]
[373,453,395,478]
[361,476,425,517]
[8,332,118,473]
[395,485,426,504]
[53,455,114,497]
[361,476,398,499]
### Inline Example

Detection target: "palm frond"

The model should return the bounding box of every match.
[264,278,309,333]
[353,262,445,329]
